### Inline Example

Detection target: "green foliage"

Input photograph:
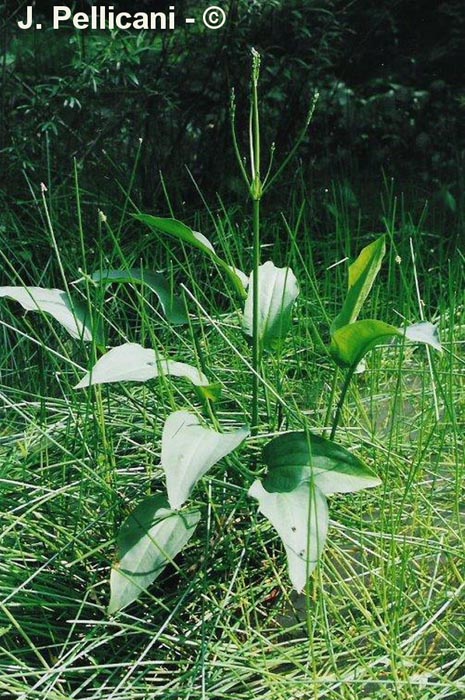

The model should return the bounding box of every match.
[2,226,443,600]
[330,319,441,369]
[331,235,386,332]
[330,318,402,368]
[0,52,445,613]
[242,262,299,352]
[90,268,188,325]
[248,479,329,593]
[0,285,101,343]
[1,23,463,696]
[134,215,248,299]
[108,495,200,614]
[250,430,380,591]
[262,431,380,494]
[328,239,441,371]
[3,0,463,207]
[75,342,210,390]
[1,205,460,695]
[160,411,249,511]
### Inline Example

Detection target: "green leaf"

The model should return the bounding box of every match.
[0,286,99,342]
[242,262,299,352]
[331,236,386,332]
[330,319,401,368]
[248,480,329,592]
[74,342,210,390]
[133,214,248,299]
[108,494,200,614]
[330,318,442,368]
[262,431,381,494]
[91,268,187,325]
[195,382,222,403]
[161,411,249,510]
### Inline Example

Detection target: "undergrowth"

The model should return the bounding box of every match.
[0,163,463,699]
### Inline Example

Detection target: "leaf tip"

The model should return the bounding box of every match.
[403,321,442,353]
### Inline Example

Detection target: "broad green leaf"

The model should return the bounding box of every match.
[248,480,329,592]
[330,319,401,368]
[74,342,210,389]
[134,214,248,299]
[331,236,386,332]
[262,431,381,495]
[108,494,200,614]
[404,321,442,352]
[330,319,442,368]
[91,268,187,325]
[242,262,299,352]
[161,411,249,510]
[0,286,98,342]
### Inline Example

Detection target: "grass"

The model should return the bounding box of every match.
[0,174,464,699]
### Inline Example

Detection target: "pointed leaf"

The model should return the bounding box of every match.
[190,231,248,289]
[331,236,386,332]
[134,214,247,299]
[191,229,216,253]
[161,411,249,510]
[242,262,299,351]
[226,265,249,290]
[191,231,248,290]
[108,494,200,614]
[75,343,210,389]
[249,480,329,592]
[262,431,381,495]
[91,268,187,325]
[0,286,98,342]
[330,318,442,368]
[404,321,442,352]
[330,319,401,368]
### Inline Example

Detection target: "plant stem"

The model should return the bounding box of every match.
[250,49,263,437]
[251,196,261,435]
[330,364,356,440]
[263,91,319,193]
[323,368,340,437]
[230,89,250,190]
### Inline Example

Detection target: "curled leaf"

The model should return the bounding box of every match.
[90,268,187,325]
[134,215,248,298]
[404,321,442,352]
[0,286,98,342]
[75,342,209,389]
[242,262,299,352]
[330,319,400,368]
[330,319,442,369]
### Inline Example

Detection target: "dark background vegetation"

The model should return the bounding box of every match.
[1,0,464,234]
